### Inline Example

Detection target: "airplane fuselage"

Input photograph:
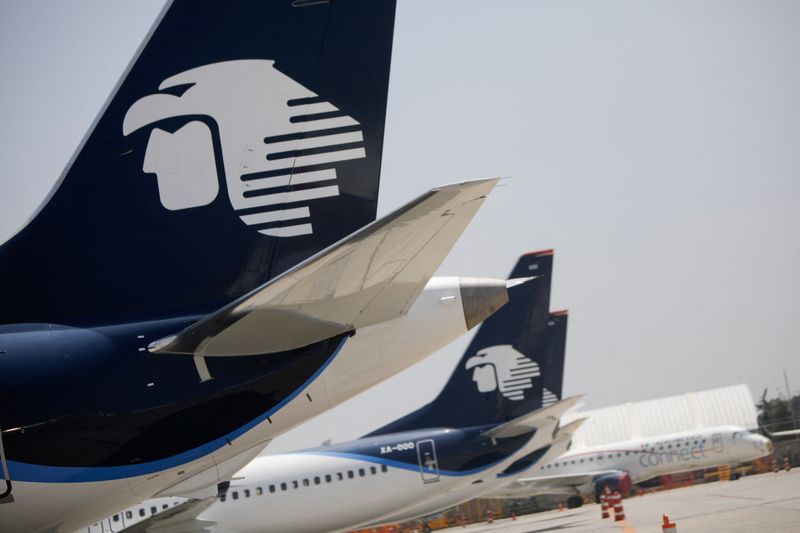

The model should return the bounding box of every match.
[0,277,481,532]
[90,426,534,533]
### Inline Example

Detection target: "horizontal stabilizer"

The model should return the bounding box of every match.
[150,178,499,356]
[483,394,584,439]
[554,417,588,441]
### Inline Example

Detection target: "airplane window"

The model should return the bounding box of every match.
[314,476,321,485]
[348,470,354,479]
[162,504,168,510]
[139,509,145,518]
[113,514,119,522]
[232,491,239,500]
[625,451,630,456]
[150,506,157,515]
[381,465,388,473]
[359,468,366,477]
[244,489,251,498]
[126,511,132,519]
[337,473,343,481]
[676,443,680,447]
[269,485,276,493]
[589,457,593,461]
[579,459,584,463]
[370,466,377,475]
[617,453,621,457]
[667,445,672,449]
[325,474,332,483]
[256,487,263,495]
[608,454,613,459]
[280,483,287,491]
[303,479,310,487]
[694,440,698,444]
[292,481,299,489]
[659,446,664,450]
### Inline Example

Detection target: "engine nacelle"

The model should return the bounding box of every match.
[593,471,633,500]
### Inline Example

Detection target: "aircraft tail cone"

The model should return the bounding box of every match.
[459,277,511,330]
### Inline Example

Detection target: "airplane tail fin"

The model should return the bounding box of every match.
[369,250,567,435]
[0,0,396,325]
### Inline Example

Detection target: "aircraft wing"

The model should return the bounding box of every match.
[119,498,216,533]
[150,178,499,357]
[515,470,621,489]
[483,395,585,439]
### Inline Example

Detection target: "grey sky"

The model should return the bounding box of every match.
[1,1,798,452]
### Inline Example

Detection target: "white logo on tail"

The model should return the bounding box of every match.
[122,60,365,237]
[465,345,540,401]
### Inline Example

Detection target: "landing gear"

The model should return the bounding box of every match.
[566,496,583,509]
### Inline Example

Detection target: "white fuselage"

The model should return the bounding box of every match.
[495,426,773,498]
[88,411,585,532]
[9,277,478,533]
[84,452,494,533]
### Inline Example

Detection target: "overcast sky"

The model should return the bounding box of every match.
[1,1,798,452]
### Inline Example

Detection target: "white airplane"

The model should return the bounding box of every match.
[0,2,520,531]
[489,425,773,507]
[80,251,578,533]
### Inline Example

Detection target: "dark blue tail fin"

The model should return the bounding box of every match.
[0,0,396,325]
[369,250,568,435]
[542,310,568,406]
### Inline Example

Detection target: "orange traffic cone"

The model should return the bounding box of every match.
[558,503,564,512]
[512,512,517,521]
[785,457,792,472]
[662,514,677,532]
[600,494,610,519]
[773,459,780,473]
[612,491,625,522]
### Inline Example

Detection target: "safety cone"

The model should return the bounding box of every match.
[638,488,645,497]
[512,512,517,521]
[773,459,780,473]
[558,503,564,512]
[661,514,677,532]
[612,491,625,522]
[600,494,610,519]
[785,457,792,472]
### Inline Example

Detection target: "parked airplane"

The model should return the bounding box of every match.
[366,310,577,527]
[83,251,577,533]
[0,2,514,531]
[490,425,774,506]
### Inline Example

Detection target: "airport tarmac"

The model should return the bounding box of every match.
[457,469,800,532]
